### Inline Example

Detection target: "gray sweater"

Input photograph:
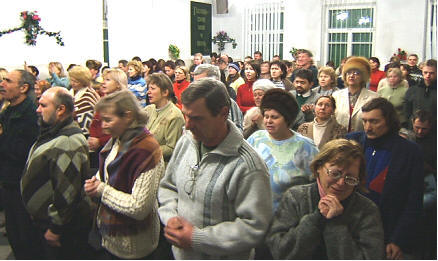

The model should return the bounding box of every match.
[266,183,385,259]
[158,120,273,259]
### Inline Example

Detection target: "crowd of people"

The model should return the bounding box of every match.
[0,49,436,260]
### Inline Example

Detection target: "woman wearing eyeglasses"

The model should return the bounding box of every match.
[331,56,380,133]
[266,139,385,259]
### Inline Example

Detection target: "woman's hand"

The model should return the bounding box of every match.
[386,243,403,259]
[318,195,343,219]
[84,176,101,198]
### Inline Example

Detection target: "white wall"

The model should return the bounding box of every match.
[0,0,103,77]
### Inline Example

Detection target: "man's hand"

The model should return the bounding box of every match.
[45,229,61,247]
[386,243,403,259]
[301,104,314,113]
[164,217,193,249]
[84,176,101,198]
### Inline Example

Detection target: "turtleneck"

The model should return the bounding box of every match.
[313,118,330,147]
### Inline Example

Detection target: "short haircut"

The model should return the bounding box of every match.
[369,57,380,67]
[408,54,419,59]
[413,109,434,125]
[294,68,313,83]
[361,97,400,134]
[118,60,128,66]
[127,60,143,76]
[296,49,313,57]
[85,59,102,71]
[387,67,402,79]
[181,78,230,116]
[314,95,337,111]
[95,90,148,125]
[175,66,190,80]
[68,66,92,87]
[425,59,437,69]
[147,73,177,104]
[164,60,176,70]
[193,64,221,80]
[17,69,36,92]
[260,88,299,127]
[132,56,142,62]
[270,61,287,80]
[254,51,262,57]
[246,61,261,79]
[175,59,186,67]
[28,65,39,77]
[103,68,128,90]
[310,139,367,192]
[52,87,75,113]
[318,66,337,88]
[210,52,218,59]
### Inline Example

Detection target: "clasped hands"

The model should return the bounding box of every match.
[318,194,343,219]
[164,216,193,249]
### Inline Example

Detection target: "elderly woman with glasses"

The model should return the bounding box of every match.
[266,139,385,259]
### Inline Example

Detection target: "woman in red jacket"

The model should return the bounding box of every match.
[369,57,386,92]
[172,66,190,109]
[237,61,260,114]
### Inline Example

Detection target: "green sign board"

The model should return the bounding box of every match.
[191,1,212,55]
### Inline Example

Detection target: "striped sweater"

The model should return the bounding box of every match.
[158,120,273,259]
[21,118,91,234]
[70,86,100,137]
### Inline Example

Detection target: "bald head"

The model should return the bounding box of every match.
[41,87,75,115]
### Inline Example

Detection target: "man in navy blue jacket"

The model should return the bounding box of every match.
[346,97,423,259]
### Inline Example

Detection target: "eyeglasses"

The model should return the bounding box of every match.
[346,70,361,77]
[184,163,199,199]
[324,166,359,186]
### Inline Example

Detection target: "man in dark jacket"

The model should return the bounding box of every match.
[347,97,424,259]
[0,69,43,259]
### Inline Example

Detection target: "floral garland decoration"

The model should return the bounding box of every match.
[289,47,298,59]
[0,11,64,46]
[393,48,407,61]
[212,31,237,52]
[168,44,180,60]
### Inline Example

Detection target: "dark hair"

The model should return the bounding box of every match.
[246,61,261,79]
[181,78,230,116]
[296,49,313,57]
[361,97,400,134]
[155,59,165,73]
[294,68,313,83]
[53,89,74,113]
[326,60,335,69]
[85,59,102,71]
[408,54,419,59]
[28,65,39,77]
[147,73,177,104]
[118,60,128,66]
[132,56,142,62]
[254,51,263,57]
[413,109,434,125]
[164,60,176,70]
[175,59,186,66]
[260,88,299,127]
[210,52,218,59]
[270,61,287,80]
[67,64,77,72]
[369,57,380,67]
[17,69,36,92]
[101,65,110,74]
[314,95,336,111]
[425,59,437,69]
[143,60,154,71]
[228,57,233,63]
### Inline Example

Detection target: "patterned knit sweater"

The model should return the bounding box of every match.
[70,86,100,137]
[21,118,92,234]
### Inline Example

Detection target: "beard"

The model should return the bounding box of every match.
[38,113,57,128]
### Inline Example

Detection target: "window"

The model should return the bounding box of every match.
[426,0,437,59]
[324,1,376,67]
[243,0,284,61]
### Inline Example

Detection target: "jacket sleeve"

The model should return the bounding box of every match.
[403,87,414,121]
[50,73,70,88]
[190,169,273,256]
[323,198,385,259]
[161,115,185,162]
[100,158,165,220]
[266,189,324,259]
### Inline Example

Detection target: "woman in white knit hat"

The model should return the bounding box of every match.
[243,79,276,138]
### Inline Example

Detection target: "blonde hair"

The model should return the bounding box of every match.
[318,66,337,88]
[48,62,66,77]
[127,60,143,77]
[310,139,367,192]
[68,65,92,87]
[175,66,189,81]
[103,68,128,90]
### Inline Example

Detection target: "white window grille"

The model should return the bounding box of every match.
[243,0,284,61]
[426,0,437,59]
[323,0,376,67]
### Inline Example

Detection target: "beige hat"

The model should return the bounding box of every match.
[342,56,371,84]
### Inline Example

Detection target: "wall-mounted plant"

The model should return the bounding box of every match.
[212,31,237,52]
[168,44,180,60]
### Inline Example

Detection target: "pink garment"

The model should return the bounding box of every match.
[317,178,327,198]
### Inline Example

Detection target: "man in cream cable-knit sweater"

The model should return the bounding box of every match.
[158,78,273,259]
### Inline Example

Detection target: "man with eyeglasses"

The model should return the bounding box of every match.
[158,78,272,259]
[332,56,380,132]
[347,97,424,260]
[0,70,42,258]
